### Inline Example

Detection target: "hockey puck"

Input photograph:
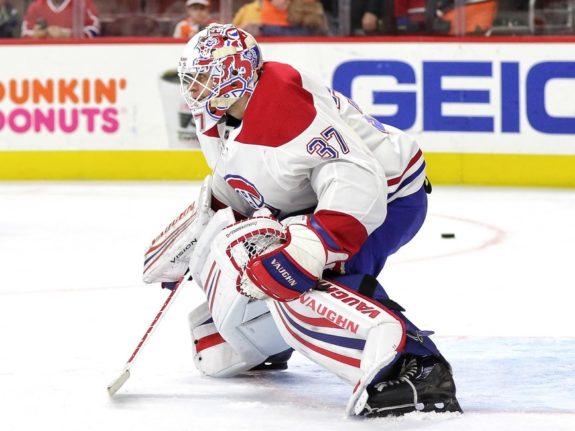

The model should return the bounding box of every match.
[441,233,456,239]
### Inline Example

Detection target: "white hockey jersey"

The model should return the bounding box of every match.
[193,62,426,256]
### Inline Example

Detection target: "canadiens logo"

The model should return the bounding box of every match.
[225,175,265,209]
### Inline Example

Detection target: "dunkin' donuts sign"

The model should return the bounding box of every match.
[0,77,127,134]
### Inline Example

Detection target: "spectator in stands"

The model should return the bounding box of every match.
[233,0,261,36]
[287,0,328,35]
[360,0,382,33]
[259,0,292,35]
[394,0,426,33]
[352,0,395,35]
[260,0,327,36]
[173,0,211,39]
[394,0,496,35]
[21,0,100,38]
[0,0,19,38]
[439,0,497,35]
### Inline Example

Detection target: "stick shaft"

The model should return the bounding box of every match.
[107,277,186,396]
[127,284,181,365]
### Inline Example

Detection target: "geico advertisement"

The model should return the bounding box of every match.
[332,60,574,135]
[268,41,575,155]
[0,41,574,154]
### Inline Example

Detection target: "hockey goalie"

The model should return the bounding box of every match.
[142,23,462,418]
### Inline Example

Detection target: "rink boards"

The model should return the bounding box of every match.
[0,37,574,186]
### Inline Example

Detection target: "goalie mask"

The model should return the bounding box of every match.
[177,24,263,117]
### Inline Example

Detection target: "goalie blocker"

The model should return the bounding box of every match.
[187,212,462,417]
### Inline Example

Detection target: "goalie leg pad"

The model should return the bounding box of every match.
[188,213,291,377]
[267,277,405,386]
[266,275,451,417]
[189,301,236,377]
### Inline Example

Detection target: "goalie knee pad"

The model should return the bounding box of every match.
[188,297,291,378]
[189,301,251,378]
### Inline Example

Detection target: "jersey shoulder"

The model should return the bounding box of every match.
[237,62,317,148]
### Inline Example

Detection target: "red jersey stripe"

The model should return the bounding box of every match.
[387,149,423,187]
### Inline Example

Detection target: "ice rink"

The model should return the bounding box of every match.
[1,182,574,431]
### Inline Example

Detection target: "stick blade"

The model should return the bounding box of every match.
[107,369,130,396]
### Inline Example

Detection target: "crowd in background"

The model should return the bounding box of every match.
[0,0,574,39]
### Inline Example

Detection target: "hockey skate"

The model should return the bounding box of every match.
[357,355,462,418]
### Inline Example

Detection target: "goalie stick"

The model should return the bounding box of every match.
[107,275,188,396]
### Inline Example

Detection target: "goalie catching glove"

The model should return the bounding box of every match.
[209,213,348,302]
[244,220,327,301]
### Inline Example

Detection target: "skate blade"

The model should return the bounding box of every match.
[363,398,463,418]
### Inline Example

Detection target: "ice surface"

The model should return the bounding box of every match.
[0,183,574,431]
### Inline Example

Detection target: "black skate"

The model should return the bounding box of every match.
[358,355,462,417]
